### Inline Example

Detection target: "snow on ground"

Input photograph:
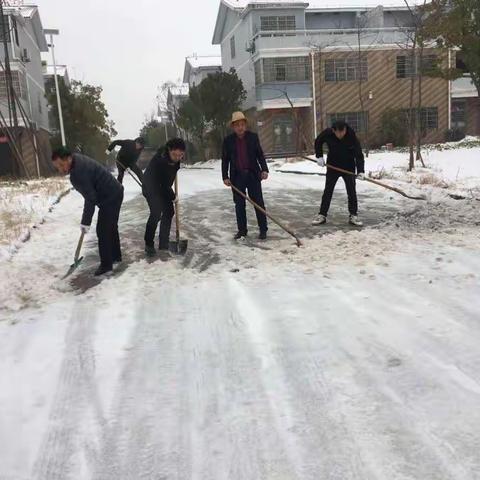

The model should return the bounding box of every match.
[0,177,70,261]
[1,145,480,479]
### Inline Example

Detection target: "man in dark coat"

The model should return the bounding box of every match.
[313,120,365,227]
[142,138,186,257]
[107,137,145,184]
[222,111,269,240]
[52,147,124,276]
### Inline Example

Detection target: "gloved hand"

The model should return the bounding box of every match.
[357,173,365,180]
[80,224,90,234]
[317,156,325,168]
[105,148,112,155]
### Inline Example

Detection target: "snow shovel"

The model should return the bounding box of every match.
[230,183,303,247]
[301,156,427,201]
[169,176,188,255]
[62,231,85,279]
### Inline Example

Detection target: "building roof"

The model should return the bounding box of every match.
[186,55,222,69]
[44,65,68,77]
[183,55,222,84]
[222,0,425,8]
[214,0,426,43]
[4,5,49,51]
[168,84,190,97]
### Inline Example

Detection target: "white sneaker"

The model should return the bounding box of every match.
[312,214,327,226]
[349,215,363,227]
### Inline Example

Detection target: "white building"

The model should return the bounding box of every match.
[183,55,222,88]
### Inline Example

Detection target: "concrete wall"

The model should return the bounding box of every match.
[305,12,356,30]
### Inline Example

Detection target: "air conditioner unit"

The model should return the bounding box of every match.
[21,49,30,63]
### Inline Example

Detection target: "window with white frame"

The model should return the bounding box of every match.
[325,57,368,82]
[327,111,369,133]
[260,16,296,31]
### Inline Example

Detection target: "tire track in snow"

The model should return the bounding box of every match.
[32,304,104,480]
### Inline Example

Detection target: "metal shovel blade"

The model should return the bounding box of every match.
[169,239,188,255]
[62,256,84,279]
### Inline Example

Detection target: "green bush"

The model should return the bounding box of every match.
[379,109,409,147]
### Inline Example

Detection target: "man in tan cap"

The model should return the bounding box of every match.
[222,112,269,240]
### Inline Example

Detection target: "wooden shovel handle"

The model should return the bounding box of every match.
[74,231,85,262]
[230,183,302,247]
[174,176,180,242]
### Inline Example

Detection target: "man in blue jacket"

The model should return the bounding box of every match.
[222,111,269,240]
[52,147,124,276]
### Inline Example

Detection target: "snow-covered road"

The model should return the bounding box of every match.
[1,165,480,479]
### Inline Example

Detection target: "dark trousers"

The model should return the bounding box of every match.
[144,193,175,249]
[97,191,123,269]
[231,171,268,234]
[320,170,358,216]
[117,162,144,185]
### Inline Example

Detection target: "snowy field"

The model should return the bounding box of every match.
[1,145,480,479]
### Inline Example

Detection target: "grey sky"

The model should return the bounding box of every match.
[36,0,221,138]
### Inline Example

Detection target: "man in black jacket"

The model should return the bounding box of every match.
[143,138,186,256]
[222,111,269,240]
[107,137,145,184]
[52,147,124,276]
[313,120,365,227]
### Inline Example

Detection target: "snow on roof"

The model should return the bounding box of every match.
[169,84,190,97]
[186,56,222,69]
[45,65,68,77]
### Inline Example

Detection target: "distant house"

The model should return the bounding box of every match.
[43,64,70,89]
[212,0,452,155]
[0,4,51,177]
[183,55,222,88]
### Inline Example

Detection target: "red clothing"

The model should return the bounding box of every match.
[235,135,250,171]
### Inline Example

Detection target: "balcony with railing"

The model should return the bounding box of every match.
[251,27,413,54]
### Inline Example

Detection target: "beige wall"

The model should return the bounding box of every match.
[315,48,450,147]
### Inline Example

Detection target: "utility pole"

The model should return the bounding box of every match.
[45,28,66,146]
[0,1,19,131]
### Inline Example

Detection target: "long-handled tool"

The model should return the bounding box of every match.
[230,183,302,247]
[116,159,143,188]
[169,176,189,255]
[301,155,427,201]
[62,231,85,279]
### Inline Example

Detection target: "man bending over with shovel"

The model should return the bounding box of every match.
[222,111,269,240]
[143,138,186,257]
[313,120,365,227]
[52,147,124,277]
[107,136,145,184]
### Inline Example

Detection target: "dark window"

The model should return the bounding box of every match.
[230,36,236,59]
[327,111,369,133]
[397,54,437,78]
[12,17,19,46]
[0,16,10,43]
[325,57,368,82]
[261,16,296,31]
[451,100,466,130]
[401,107,439,130]
[261,57,311,83]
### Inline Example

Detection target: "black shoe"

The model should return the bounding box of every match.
[158,244,169,251]
[113,256,122,264]
[145,245,156,257]
[234,231,247,240]
[259,231,267,240]
[94,265,113,277]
